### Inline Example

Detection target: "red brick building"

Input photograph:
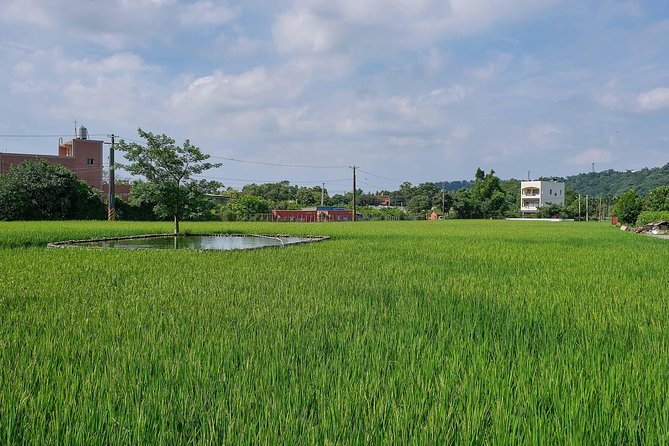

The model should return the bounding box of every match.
[272,208,353,222]
[0,133,130,200]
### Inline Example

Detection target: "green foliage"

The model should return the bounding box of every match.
[1,220,669,443]
[0,159,105,221]
[114,196,160,221]
[357,206,404,220]
[556,162,669,196]
[452,189,479,218]
[406,194,431,214]
[229,194,272,216]
[613,190,643,224]
[536,203,575,219]
[435,179,474,192]
[455,168,508,218]
[117,129,221,233]
[636,211,669,226]
[644,185,669,212]
[500,179,520,218]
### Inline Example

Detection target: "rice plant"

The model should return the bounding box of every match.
[1,220,668,443]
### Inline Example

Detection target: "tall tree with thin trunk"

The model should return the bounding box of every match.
[117,129,221,234]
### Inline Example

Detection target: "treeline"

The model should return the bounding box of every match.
[219,168,521,219]
[2,159,668,223]
[555,162,669,196]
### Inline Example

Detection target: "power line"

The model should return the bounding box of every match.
[208,155,349,169]
[357,179,387,191]
[116,135,350,169]
[357,168,407,184]
[193,174,350,185]
[0,133,108,138]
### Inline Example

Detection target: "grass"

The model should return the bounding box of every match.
[1,220,668,443]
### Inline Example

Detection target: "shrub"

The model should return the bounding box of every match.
[0,159,105,221]
[636,211,669,226]
[613,190,642,224]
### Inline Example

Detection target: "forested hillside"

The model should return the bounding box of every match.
[552,163,669,196]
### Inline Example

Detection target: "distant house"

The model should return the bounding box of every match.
[272,207,353,222]
[376,195,391,206]
[520,180,564,215]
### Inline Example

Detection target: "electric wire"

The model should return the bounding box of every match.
[116,135,350,170]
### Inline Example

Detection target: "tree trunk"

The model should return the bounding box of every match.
[174,215,180,234]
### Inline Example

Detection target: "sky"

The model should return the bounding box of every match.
[1,0,668,193]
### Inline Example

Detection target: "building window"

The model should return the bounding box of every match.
[87,158,94,166]
[549,189,552,195]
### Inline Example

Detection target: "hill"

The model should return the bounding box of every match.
[546,162,669,196]
[435,180,474,192]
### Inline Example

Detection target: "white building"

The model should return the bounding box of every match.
[520,180,564,214]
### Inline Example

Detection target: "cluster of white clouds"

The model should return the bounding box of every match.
[1,0,668,184]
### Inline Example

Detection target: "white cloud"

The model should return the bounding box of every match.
[636,87,669,112]
[273,0,560,57]
[568,148,613,165]
[471,53,513,80]
[423,86,469,105]
[273,9,340,53]
[169,65,306,115]
[180,1,237,26]
[529,124,564,149]
[450,125,472,140]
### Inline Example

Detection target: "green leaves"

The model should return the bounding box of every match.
[117,129,222,232]
[613,190,643,224]
[0,160,105,221]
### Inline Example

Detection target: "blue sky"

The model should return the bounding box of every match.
[1,0,668,192]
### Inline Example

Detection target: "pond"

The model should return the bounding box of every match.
[47,234,328,251]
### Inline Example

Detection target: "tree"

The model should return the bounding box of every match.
[406,195,431,215]
[613,190,642,225]
[452,189,480,218]
[500,179,520,217]
[230,195,272,216]
[117,129,221,233]
[0,159,105,221]
[645,185,669,212]
[470,168,507,218]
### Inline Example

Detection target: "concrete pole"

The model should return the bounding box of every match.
[108,134,116,221]
[352,166,357,222]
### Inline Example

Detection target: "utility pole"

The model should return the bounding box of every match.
[442,189,445,214]
[592,162,595,173]
[321,182,325,206]
[578,194,581,221]
[108,134,116,221]
[586,195,589,222]
[352,166,357,222]
[599,196,602,221]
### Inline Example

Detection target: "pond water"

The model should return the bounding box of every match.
[66,235,323,251]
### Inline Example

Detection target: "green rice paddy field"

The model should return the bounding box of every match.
[1,220,669,443]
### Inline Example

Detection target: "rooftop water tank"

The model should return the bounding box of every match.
[77,125,89,140]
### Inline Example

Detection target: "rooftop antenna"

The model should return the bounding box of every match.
[527,170,530,181]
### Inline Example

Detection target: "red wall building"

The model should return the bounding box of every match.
[272,209,353,222]
[0,138,104,189]
[0,134,130,200]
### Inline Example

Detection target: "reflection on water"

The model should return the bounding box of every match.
[77,235,317,250]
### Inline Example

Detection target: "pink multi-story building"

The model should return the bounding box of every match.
[0,130,130,200]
